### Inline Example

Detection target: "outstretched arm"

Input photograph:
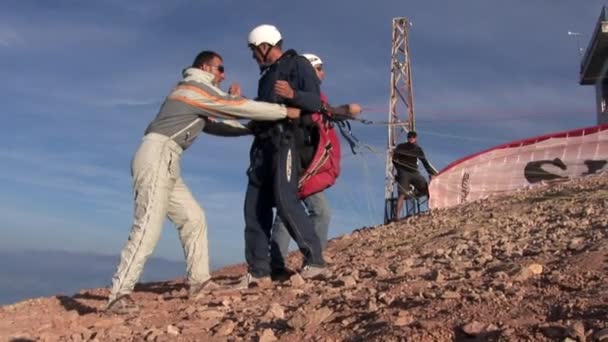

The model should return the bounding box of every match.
[168,77,299,121]
[418,147,439,176]
[326,103,362,120]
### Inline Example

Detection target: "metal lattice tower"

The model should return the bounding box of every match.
[384,17,415,223]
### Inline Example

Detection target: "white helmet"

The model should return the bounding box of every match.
[248,24,282,47]
[302,53,323,67]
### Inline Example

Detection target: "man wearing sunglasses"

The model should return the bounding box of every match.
[270,53,362,276]
[105,50,301,314]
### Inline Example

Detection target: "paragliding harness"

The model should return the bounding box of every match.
[297,93,341,198]
[252,49,361,199]
[296,96,372,198]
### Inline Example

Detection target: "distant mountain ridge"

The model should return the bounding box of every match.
[0,249,197,305]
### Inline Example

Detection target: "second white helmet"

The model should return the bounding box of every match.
[248,25,282,47]
[302,53,323,67]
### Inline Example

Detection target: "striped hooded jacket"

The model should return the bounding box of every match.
[145,67,289,150]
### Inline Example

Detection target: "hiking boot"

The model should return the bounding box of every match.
[271,267,296,282]
[300,265,329,280]
[188,279,220,300]
[105,295,139,315]
[229,273,272,290]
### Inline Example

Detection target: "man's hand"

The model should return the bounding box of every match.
[348,103,362,116]
[275,80,295,99]
[286,107,301,119]
[228,83,241,96]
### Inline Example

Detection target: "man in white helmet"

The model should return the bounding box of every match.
[270,53,362,275]
[233,24,328,288]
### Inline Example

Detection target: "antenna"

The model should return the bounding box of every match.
[567,31,584,57]
[384,17,415,223]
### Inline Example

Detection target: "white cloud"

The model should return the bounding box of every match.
[0,28,22,47]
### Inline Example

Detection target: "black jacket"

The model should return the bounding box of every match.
[392,142,438,175]
[251,49,321,135]
[256,49,321,109]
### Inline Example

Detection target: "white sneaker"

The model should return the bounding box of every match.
[300,265,329,280]
[228,273,272,290]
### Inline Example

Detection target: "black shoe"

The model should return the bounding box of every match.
[271,267,295,282]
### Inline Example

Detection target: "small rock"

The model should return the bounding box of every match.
[427,269,445,282]
[144,328,162,342]
[367,299,378,312]
[423,291,437,299]
[514,264,543,281]
[184,306,197,316]
[462,321,486,336]
[198,309,225,320]
[307,307,333,329]
[441,291,461,299]
[548,271,563,284]
[198,318,221,331]
[287,311,308,330]
[335,276,357,289]
[393,312,414,326]
[92,317,125,329]
[81,330,95,341]
[461,321,499,337]
[259,328,278,342]
[290,289,305,296]
[69,333,84,342]
[288,307,333,330]
[290,273,306,288]
[568,238,585,251]
[528,263,543,275]
[467,270,482,279]
[373,266,390,278]
[377,292,394,305]
[393,265,413,276]
[565,321,585,341]
[268,303,285,320]
[214,320,236,336]
[166,325,180,336]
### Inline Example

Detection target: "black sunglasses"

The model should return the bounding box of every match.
[207,64,225,73]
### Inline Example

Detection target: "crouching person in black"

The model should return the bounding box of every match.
[392,131,438,219]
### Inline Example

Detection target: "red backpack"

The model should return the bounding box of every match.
[298,93,342,198]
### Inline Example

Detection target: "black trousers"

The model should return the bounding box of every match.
[397,170,429,196]
[244,131,325,277]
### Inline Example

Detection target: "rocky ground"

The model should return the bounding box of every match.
[1,174,608,342]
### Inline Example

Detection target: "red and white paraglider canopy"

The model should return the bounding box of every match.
[429,124,608,209]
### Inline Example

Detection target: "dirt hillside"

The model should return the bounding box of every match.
[2,174,608,341]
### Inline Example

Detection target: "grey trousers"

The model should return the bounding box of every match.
[108,133,209,302]
[270,191,330,270]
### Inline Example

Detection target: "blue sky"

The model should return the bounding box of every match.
[0,0,602,268]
